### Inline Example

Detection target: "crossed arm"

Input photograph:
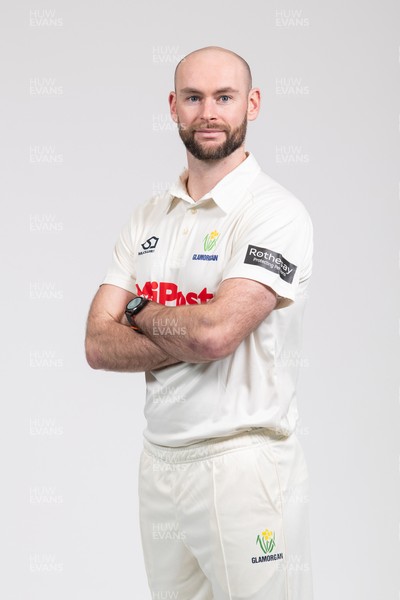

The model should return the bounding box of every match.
[85,277,277,372]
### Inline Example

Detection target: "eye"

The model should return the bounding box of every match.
[219,95,231,102]
[187,95,200,102]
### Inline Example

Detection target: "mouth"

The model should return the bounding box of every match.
[194,129,225,137]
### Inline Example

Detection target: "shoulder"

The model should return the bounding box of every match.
[248,170,311,222]
[125,191,173,225]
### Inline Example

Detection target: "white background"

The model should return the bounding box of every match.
[1,1,399,598]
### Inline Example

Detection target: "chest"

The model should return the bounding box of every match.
[134,202,237,305]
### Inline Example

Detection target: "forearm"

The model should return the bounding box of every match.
[85,318,180,372]
[134,278,277,362]
[134,299,229,363]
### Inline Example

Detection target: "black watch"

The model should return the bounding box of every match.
[125,296,149,333]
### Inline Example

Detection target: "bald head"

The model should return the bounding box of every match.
[174,46,252,92]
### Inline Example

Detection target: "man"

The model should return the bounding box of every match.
[85,46,313,600]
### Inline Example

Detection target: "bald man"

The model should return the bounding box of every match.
[86,47,314,600]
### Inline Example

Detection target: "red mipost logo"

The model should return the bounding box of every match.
[136,281,214,305]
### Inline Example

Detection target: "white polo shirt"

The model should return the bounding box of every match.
[103,153,313,447]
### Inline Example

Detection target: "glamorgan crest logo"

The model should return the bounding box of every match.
[203,230,219,251]
[252,528,284,564]
[192,230,220,261]
[257,529,276,554]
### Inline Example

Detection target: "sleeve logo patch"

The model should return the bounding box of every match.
[244,245,297,284]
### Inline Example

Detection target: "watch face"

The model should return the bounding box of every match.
[126,297,143,311]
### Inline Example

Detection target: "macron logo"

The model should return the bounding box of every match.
[138,236,159,255]
[141,236,159,250]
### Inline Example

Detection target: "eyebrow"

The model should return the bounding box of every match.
[179,87,240,95]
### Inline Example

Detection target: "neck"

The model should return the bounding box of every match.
[185,146,247,201]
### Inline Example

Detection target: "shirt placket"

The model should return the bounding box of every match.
[169,204,199,268]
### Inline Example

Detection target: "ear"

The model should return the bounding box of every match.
[169,91,178,123]
[247,88,261,122]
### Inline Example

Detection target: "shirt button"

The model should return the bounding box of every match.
[191,207,197,214]
[182,227,189,234]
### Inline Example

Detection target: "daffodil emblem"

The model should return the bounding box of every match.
[256,529,276,554]
[203,230,219,252]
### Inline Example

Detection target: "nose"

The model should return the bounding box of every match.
[199,97,217,121]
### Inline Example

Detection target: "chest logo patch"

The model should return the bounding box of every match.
[203,230,219,251]
[192,230,220,261]
[138,236,159,255]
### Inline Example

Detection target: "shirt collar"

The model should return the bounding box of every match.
[166,152,261,214]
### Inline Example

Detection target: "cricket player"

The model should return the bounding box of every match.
[85,46,313,600]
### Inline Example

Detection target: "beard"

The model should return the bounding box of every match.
[177,115,247,161]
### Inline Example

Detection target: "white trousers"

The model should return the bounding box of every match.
[139,430,313,600]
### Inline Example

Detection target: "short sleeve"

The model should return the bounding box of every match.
[221,199,313,307]
[101,214,138,293]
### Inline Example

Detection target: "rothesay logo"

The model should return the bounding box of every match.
[139,236,159,255]
[244,245,297,284]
